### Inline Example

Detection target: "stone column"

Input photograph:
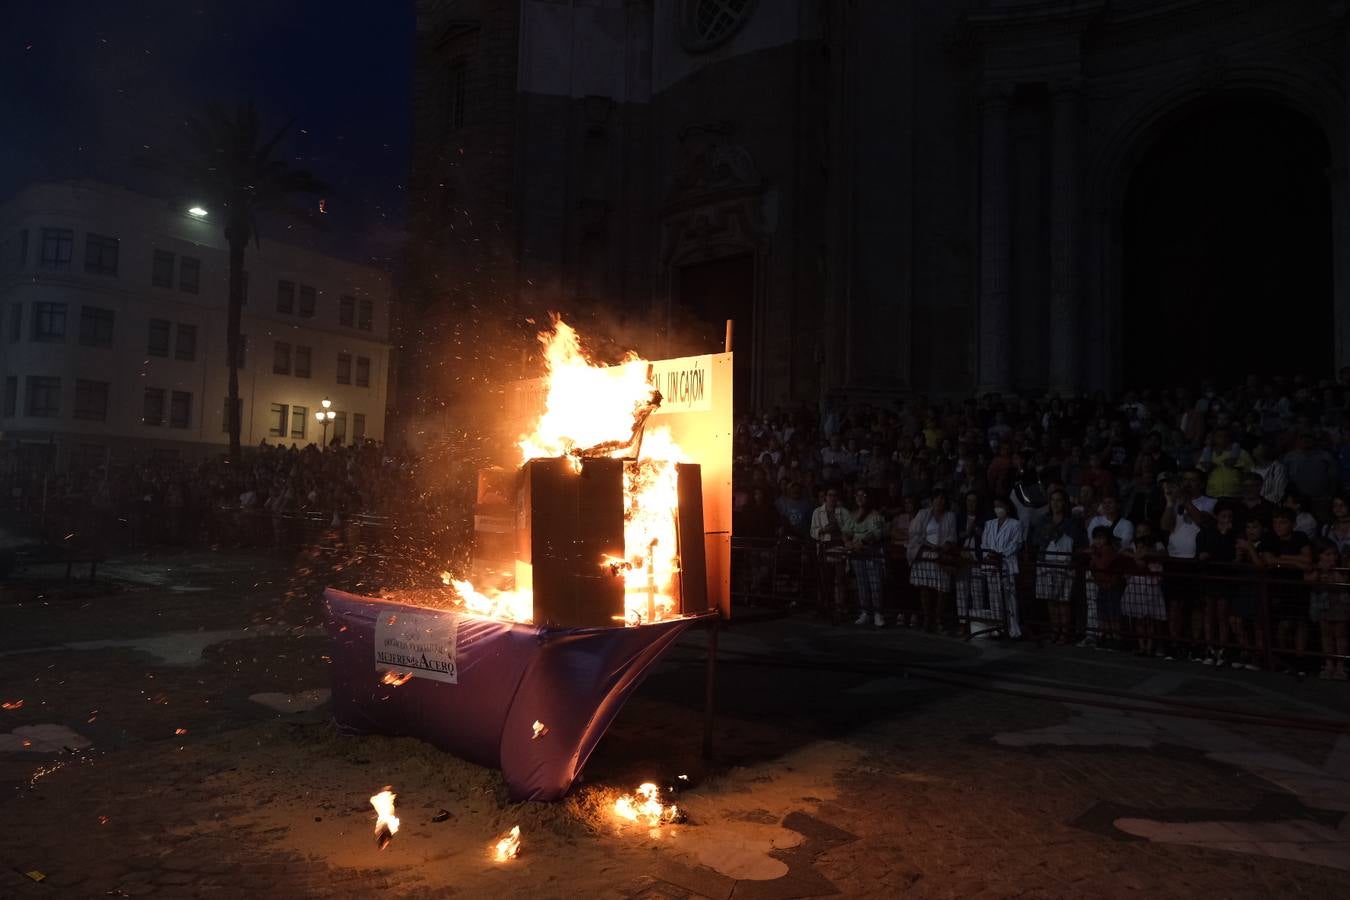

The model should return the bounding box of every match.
[1337,22,1350,378]
[1049,79,1081,394]
[979,84,1013,394]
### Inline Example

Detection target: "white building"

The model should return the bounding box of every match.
[0,181,394,469]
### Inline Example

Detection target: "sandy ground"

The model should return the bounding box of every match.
[3,552,1350,898]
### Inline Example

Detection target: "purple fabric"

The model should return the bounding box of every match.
[324,589,703,801]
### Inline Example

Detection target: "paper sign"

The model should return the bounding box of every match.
[649,355,713,414]
[374,610,459,684]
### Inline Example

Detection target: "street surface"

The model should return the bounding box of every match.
[2,551,1350,898]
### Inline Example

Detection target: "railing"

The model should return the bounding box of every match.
[739,538,1350,676]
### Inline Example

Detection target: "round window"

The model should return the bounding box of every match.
[681,0,757,53]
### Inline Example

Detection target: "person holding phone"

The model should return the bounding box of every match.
[1160,468,1217,659]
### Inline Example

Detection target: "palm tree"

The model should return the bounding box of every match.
[166,102,326,460]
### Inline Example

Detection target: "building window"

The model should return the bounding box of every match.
[225,334,248,368]
[170,391,192,428]
[447,60,467,131]
[298,284,316,318]
[276,280,295,315]
[353,412,366,443]
[268,402,289,437]
[680,0,756,52]
[39,228,73,270]
[175,323,197,361]
[291,405,308,439]
[294,345,312,378]
[78,306,115,347]
[221,396,242,433]
[332,411,348,445]
[358,298,373,332]
[74,379,109,421]
[8,303,22,342]
[153,249,175,287]
[273,341,292,375]
[339,294,355,327]
[26,376,61,417]
[355,356,371,387]
[336,352,352,385]
[142,387,166,426]
[32,302,66,342]
[147,318,171,357]
[3,376,16,417]
[179,256,200,294]
[84,233,120,275]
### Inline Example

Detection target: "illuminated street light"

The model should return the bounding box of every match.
[316,401,336,447]
[187,206,208,218]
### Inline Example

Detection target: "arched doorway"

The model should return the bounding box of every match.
[1121,101,1332,387]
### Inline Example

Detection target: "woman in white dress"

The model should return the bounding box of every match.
[908,491,958,633]
[977,498,1025,638]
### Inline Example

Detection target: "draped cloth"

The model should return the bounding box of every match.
[324,589,706,801]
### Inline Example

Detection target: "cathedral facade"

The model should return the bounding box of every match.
[405,0,1350,410]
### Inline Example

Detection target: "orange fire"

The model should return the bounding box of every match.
[493,824,521,861]
[613,782,681,828]
[445,317,689,627]
[370,787,400,850]
[380,671,414,687]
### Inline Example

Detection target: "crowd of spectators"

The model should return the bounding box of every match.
[8,371,1350,678]
[732,373,1350,680]
[3,440,420,551]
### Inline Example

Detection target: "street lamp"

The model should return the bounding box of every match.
[187,205,208,218]
[315,398,336,447]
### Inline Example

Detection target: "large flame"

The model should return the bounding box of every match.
[445,317,689,627]
[614,782,681,828]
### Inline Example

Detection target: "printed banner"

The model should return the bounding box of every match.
[649,354,713,414]
[374,608,460,684]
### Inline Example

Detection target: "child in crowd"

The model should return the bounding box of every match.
[1306,541,1349,680]
[1089,525,1128,650]
[1122,521,1167,657]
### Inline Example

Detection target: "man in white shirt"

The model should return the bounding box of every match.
[1087,495,1134,550]
[1160,468,1217,659]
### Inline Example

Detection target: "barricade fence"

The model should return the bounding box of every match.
[10,504,1347,676]
[729,538,1350,676]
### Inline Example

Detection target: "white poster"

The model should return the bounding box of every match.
[649,354,714,414]
[374,609,459,684]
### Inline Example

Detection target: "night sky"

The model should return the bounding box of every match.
[0,0,414,262]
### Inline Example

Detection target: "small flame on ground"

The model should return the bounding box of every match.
[494,825,521,861]
[531,720,548,740]
[370,787,400,850]
[2,700,24,710]
[381,671,414,687]
[174,727,187,736]
[614,782,681,828]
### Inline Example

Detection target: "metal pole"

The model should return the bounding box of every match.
[702,618,719,760]
[724,319,734,354]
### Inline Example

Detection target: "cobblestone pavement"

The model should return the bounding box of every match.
[2,552,1350,898]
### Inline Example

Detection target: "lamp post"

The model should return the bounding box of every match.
[315,397,335,447]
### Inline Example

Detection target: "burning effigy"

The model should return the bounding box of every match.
[325,317,730,801]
